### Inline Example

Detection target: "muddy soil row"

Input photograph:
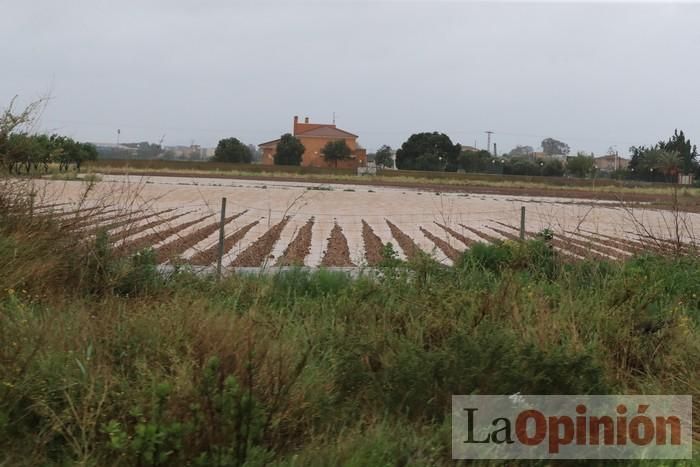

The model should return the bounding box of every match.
[626,230,697,254]
[580,229,649,251]
[434,222,475,248]
[320,223,356,267]
[276,218,315,266]
[59,208,119,230]
[491,220,640,257]
[109,211,191,243]
[117,214,211,256]
[386,220,420,259]
[54,204,112,219]
[420,227,461,261]
[459,224,501,244]
[70,211,133,231]
[189,220,260,266]
[494,223,621,260]
[565,230,645,255]
[231,217,290,267]
[488,224,602,260]
[35,202,72,211]
[578,228,687,255]
[89,209,176,235]
[361,220,385,266]
[155,211,247,263]
[531,225,629,259]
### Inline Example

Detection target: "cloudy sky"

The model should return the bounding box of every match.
[3,1,699,155]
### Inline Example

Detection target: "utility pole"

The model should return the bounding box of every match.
[493,143,497,157]
[117,128,120,145]
[332,112,336,125]
[485,131,494,152]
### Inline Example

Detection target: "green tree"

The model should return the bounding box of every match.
[508,145,534,158]
[655,150,682,181]
[541,138,570,156]
[629,129,698,180]
[566,152,595,178]
[541,159,565,176]
[321,140,352,168]
[274,133,305,166]
[458,150,497,173]
[212,137,252,163]
[503,157,540,176]
[658,129,697,174]
[51,135,97,172]
[395,132,461,171]
[373,145,393,169]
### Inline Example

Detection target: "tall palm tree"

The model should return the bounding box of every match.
[655,150,681,182]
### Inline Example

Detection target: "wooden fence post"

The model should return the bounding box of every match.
[216,197,227,279]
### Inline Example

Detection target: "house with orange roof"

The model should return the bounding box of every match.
[259,116,367,168]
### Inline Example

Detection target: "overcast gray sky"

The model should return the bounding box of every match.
[3,1,699,155]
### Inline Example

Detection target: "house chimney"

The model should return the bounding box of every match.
[304,117,309,123]
[293,115,298,125]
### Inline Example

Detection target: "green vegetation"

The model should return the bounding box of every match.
[274,133,305,166]
[566,152,596,178]
[372,144,394,169]
[0,186,698,465]
[212,137,253,164]
[630,129,699,181]
[321,139,352,168]
[396,132,461,172]
[1,97,97,174]
[540,137,571,156]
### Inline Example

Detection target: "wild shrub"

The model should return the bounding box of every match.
[102,358,270,467]
[456,239,559,279]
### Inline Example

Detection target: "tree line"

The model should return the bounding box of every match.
[0,133,97,174]
[211,134,354,168]
[1,97,97,174]
[210,129,700,182]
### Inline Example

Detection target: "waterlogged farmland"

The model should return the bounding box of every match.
[31,174,700,270]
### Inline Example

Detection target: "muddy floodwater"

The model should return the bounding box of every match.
[27,174,700,268]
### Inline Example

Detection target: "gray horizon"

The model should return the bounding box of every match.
[3,0,699,156]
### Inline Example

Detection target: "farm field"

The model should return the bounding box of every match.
[84,159,700,209]
[32,174,700,269]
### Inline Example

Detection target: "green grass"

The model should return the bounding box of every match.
[0,191,698,465]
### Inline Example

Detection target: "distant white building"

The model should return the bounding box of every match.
[92,142,138,156]
[164,145,211,160]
